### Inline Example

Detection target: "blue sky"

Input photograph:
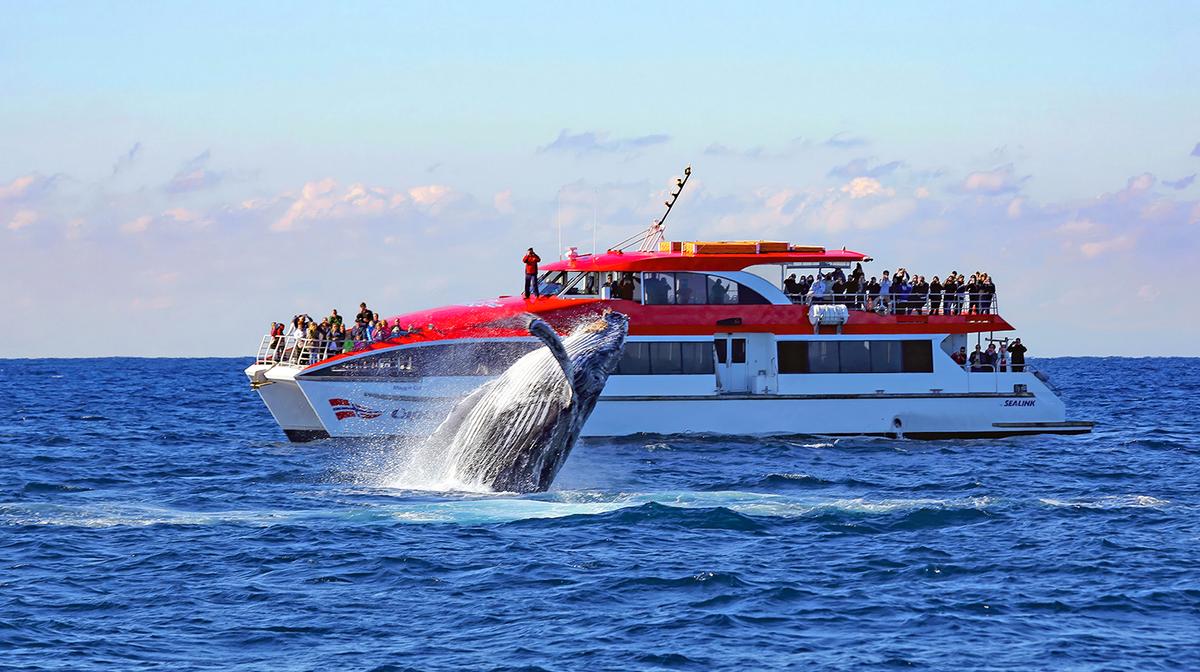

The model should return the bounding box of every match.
[3,2,1198,356]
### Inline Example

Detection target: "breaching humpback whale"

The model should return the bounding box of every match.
[430,311,629,493]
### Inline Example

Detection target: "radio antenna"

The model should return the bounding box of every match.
[610,165,692,252]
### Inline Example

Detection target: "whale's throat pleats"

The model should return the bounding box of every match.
[527,318,574,397]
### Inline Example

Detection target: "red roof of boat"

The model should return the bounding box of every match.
[541,248,869,273]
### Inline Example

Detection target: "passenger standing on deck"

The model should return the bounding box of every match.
[522,248,541,299]
[912,275,929,314]
[969,344,984,371]
[1008,338,1028,372]
[809,274,828,304]
[952,346,968,367]
[866,276,881,310]
[943,274,958,314]
[929,276,943,315]
[356,302,373,326]
[982,344,998,371]
[830,275,846,304]
[879,271,892,313]
[981,273,996,314]
[784,273,802,297]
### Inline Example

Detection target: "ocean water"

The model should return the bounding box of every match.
[0,357,1197,671]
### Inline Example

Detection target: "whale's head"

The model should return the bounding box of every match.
[562,310,629,402]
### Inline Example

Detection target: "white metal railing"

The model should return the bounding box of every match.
[254,335,343,367]
[958,362,1034,393]
[787,292,998,316]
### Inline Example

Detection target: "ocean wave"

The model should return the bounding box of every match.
[1038,495,1170,510]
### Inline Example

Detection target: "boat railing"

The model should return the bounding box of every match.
[787,292,998,316]
[254,335,341,367]
[960,362,1035,393]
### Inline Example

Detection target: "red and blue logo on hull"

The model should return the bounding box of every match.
[328,398,383,421]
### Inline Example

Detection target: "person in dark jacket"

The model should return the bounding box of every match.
[943,274,959,314]
[1008,338,1028,372]
[912,276,929,314]
[980,273,996,314]
[965,275,980,314]
[929,276,943,315]
[844,275,861,309]
[830,276,846,304]
[866,276,881,310]
[969,344,984,372]
[522,248,541,299]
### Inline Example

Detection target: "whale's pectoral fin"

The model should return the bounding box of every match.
[527,317,573,387]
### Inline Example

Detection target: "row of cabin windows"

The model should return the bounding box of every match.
[642,272,769,305]
[615,342,715,375]
[612,339,934,375]
[539,270,769,305]
[777,340,933,374]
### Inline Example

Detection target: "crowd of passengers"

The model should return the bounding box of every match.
[266,301,432,360]
[951,338,1028,373]
[783,263,998,315]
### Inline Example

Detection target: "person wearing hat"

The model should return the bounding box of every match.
[522,247,541,299]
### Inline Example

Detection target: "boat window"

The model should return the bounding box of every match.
[614,341,714,375]
[807,341,840,373]
[638,271,769,305]
[731,338,747,364]
[649,342,683,374]
[538,271,569,296]
[707,275,737,305]
[605,272,640,301]
[777,339,935,374]
[643,273,676,305]
[869,341,902,373]
[681,342,715,374]
[839,341,871,373]
[777,341,809,374]
[616,342,652,374]
[714,338,728,364]
[901,340,934,373]
[560,271,600,297]
[675,273,706,305]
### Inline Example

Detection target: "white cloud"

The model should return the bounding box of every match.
[0,173,57,203]
[121,215,153,234]
[961,164,1024,195]
[271,179,458,232]
[538,130,670,156]
[841,177,894,199]
[493,189,515,214]
[1079,235,1134,258]
[7,209,38,230]
[1058,217,1096,233]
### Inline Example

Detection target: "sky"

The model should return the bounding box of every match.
[2,1,1198,357]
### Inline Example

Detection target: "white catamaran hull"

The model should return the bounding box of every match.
[248,367,1084,441]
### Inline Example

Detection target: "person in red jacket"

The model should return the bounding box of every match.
[522,247,541,299]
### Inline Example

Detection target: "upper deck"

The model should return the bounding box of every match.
[253,239,1010,371]
[541,242,870,274]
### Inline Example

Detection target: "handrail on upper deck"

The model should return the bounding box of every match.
[255,335,345,368]
[785,291,999,316]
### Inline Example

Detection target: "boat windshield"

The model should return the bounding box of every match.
[538,270,600,297]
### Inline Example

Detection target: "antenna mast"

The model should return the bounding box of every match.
[610,165,692,252]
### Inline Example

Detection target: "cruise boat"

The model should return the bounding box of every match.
[245,175,1091,442]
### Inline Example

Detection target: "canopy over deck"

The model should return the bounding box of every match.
[542,244,870,274]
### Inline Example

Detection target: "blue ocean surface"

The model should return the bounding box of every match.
[0,357,1197,671]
